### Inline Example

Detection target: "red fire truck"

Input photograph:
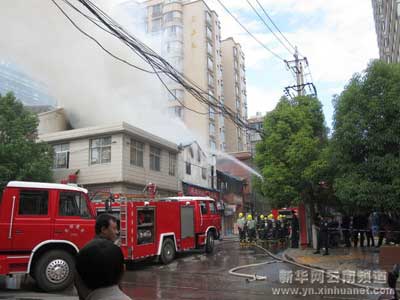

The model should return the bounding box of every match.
[0,181,221,292]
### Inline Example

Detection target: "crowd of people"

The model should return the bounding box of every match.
[236,211,300,248]
[313,211,400,256]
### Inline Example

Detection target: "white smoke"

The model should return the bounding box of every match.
[0,0,195,145]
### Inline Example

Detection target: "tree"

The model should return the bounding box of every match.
[331,60,400,212]
[0,92,53,191]
[254,95,330,210]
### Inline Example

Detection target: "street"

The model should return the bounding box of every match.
[0,239,381,300]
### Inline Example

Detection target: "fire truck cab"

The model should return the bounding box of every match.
[0,181,96,292]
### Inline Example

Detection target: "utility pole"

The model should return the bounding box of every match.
[284,47,317,99]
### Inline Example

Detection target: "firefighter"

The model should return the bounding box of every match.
[265,214,273,239]
[246,214,256,243]
[257,214,266,240]
[237,212,246,243]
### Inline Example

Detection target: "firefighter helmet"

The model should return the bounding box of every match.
[247,214,253,221]
[239,212,243,218]
[268,214,274,220]
[260,214,265,220]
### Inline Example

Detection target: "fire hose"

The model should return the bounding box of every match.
[226,239,397,293]
[228,259,280,282]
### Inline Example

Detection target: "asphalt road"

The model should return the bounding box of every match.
[0,238,383,300]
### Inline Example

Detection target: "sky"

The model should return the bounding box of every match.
[206,0,380,129]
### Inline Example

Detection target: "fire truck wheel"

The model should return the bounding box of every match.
[160,238,175,264]
[205,232,215,253]
[34,250,75,292]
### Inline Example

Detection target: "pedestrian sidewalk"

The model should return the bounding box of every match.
[284,246,381,272]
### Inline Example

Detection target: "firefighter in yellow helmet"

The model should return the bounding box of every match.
[237,212,246,243]
[246,214,256,243]
[257,214,266,240]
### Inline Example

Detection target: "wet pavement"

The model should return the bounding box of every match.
[0,239,383,300]
[285,246,380,272]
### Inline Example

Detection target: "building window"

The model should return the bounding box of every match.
[209,107,216,120]
[236,98,241,110]
[197,148,201,162]
[152,19,162,32]
[53,143,69,169]
[210,140,216,151]
[165,25,182,37]
[150,146,161,171]
[168,88,184,101]
[130,139,144,167]
[207,56,214,70]
[152,4,162,17]
[90,136,111,165]
[186,162,191,175]
[202,167,207,180]
[207,41,213,55]
[18,190,48,215]
[171,106,183,118]
[206,27,212,40]
[209,123,216,136]
[206,11,212,24]
[208,73,214,87]
[169,152,176,176]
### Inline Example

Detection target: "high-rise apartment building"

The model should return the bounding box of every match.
[0,62,55,106]
[142,0,228,152]
[372,0,400,63]
[247,112,264,156]
[221,38,248,152]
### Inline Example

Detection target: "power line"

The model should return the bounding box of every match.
[215,0,285,62]
[52,0,262,135]
[51,0,156,74]
[254,0,297,54]
[245,0,294,56]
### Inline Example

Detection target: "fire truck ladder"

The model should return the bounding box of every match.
[119,196,128,247]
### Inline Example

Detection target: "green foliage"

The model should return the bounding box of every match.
[0,92,53,191]
[255,95,330,208]
[331,60,400,212]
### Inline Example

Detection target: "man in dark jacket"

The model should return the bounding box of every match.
[341,215,351,248]
[291,211,299,248]
[314,216,329,255]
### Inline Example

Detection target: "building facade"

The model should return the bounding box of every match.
[39,122,182,196]
[0,61,55,106]
[372,0,400,63]
[221,38,248,152]
[142,0,230,152]
[38,109,219,198]
[247,112,264,156]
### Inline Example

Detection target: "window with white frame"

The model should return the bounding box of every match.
[90,137,111,165]
[53,143,69,169]
[130,139,144,167]
[150,146,161,171]
[168,152,176,176]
